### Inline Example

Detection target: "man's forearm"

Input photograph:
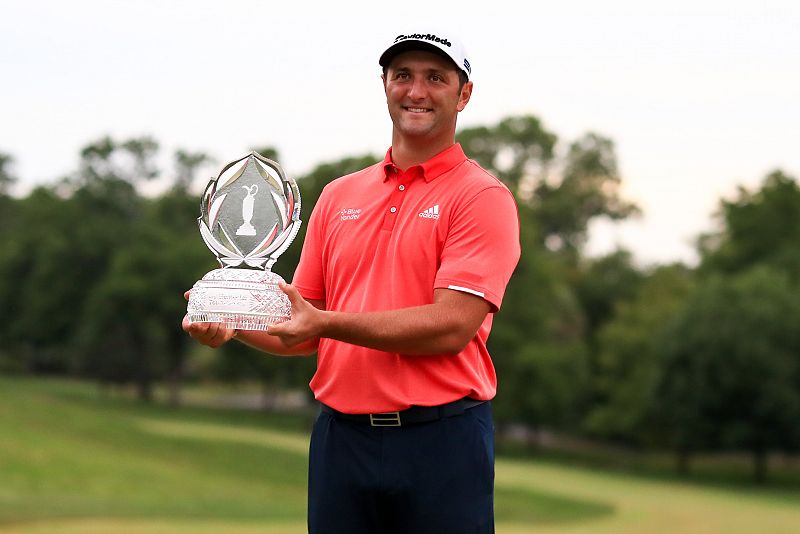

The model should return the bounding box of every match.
[268,285,490,355]
[235,329,319,356]
[321,305,470,355]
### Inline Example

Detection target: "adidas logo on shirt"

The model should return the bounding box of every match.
[418,205,440,219]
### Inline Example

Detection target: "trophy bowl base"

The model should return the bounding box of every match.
[186,312,289,331]
[187,268,291,331]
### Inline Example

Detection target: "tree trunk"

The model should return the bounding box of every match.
[166,333,186,408]
[167,366,182,408]
[261,380,277,411]
[261,368,289,411]
[134,331,153,402]
[675,447,691,476]
[136,372,153,402]
[526,425,542,449]
[753,447,768,484]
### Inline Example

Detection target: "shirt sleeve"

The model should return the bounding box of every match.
[434,186,521,312]
[291,192,327,302]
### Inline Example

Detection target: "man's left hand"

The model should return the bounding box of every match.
[267,282,329,347]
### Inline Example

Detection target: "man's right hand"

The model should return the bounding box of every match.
[181,289,320,355]
[182,290,236,348]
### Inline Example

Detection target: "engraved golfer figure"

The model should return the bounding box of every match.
[236,184,258,236]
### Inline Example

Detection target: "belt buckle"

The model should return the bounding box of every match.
[369,412,401,427]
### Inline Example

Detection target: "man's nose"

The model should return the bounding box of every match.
[407,77,426,100]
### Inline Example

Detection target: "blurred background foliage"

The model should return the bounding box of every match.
[1,114,798,484]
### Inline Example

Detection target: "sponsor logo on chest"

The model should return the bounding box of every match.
[418,204,440,219]
[339,208,362,221]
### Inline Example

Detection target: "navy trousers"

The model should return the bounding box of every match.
[308,401,495,534]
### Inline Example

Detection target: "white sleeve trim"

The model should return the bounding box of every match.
[447,285,485,298]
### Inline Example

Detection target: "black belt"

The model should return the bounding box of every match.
[320,398,486,427]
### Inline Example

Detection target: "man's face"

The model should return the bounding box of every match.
[382,50,472,143]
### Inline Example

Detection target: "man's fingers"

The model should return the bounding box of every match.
[185,320,209,339]
[182,318,234,348]
[182,292,235,348]
[267,322,285,336]
[204,322,233,346]
[267,323,300,347]
[279,282,305,307]
[206,324,229,347]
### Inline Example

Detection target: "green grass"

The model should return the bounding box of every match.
[2,377,800,533]
[0,377,613,532]
[0,378,310,523]
[498,436,800,492]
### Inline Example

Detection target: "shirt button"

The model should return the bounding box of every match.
[398,185,405,191]
[390,207,397,213]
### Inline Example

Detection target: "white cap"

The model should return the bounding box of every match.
[379,32,471,80]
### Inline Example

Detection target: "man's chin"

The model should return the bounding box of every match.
[396,120,436,137]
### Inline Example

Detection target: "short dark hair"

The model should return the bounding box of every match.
[457,69,468,90]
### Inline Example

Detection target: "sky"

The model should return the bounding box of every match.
[2,0,799,265]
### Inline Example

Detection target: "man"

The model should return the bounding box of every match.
[184,31,520,533]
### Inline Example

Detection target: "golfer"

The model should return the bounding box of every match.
[184,31,520,533]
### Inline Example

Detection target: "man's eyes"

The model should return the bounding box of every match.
[392,72,446,82]
[394,71,446,82]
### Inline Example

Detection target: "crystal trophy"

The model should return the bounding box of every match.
[186,151,301,330]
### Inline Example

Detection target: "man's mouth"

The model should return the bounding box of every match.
[404,107,431,113]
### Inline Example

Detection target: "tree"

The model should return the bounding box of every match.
[585,264,694,445]
[76,229,164,399]
[0,151,19,369]
[74,135,159,186]
[656,267,800,481]
[0,187,83,372]
[457,115,557,195]
[574,249,645,343]
[459,118,639,256]
[173,149,213,192]
[0,151,16,196]
[154,148,217,404]
[64,137,161,398]
[699,169,800,277]
[489,204,588,436]
[458,116,641,434]
[534,133,640,253]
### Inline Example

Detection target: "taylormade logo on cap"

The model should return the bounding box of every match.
[393,33,452,48]
[379,31,471,79]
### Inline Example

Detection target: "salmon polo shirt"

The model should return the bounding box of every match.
[292,143,521,414]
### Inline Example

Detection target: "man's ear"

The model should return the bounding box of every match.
[457,81,473,112]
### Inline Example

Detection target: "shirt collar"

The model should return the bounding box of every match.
[382,143,467,183]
